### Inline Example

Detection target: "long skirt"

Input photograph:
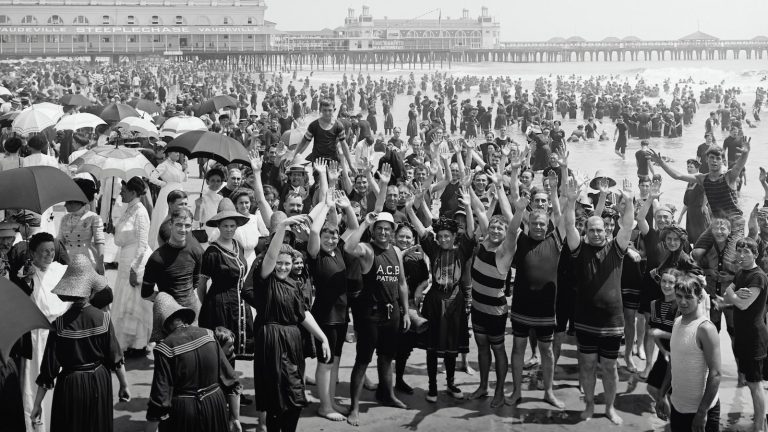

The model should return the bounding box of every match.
[50,365,113,432]
[0,358,25,432]
[253,323,307,414]
[159,388,230,432]
[199,290,254,360]
[421,285,469,356]
[111,242,152,350]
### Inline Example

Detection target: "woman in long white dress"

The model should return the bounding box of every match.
[111,177,153,353]
[19,232,68,432]
[148,150,188,250]
[194,167,225,241]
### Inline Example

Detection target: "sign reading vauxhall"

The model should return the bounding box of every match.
[0,26,265,34]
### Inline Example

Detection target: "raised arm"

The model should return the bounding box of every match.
[615,180,635,251]
[373,163,392,212]
[307,194,331,258]
[562,178,581,252]
[649,149,700,184]
[260,215,307,279]
[343,212,375,261]
[248,150,274,229]
[459,187,475,239]
[726,137,750,186]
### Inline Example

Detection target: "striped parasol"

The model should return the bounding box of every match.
[12,107,57,136]
[71,146,155,181]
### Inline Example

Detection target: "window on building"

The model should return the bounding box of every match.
[127,15,136,25]
[73,16,89,25]
[102,15,112,25]
[223,17,231,25]
[175,16,184,25]
[128,36,137,42]
[247,17,254,24]
[151,16,160,25]
[102,37,110,43]
[0,15,10,25]
[223,35,229,39]
[47,15,63,25]
[21,15,38,25]
[153,35,161,42]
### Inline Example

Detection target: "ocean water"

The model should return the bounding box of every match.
[301,59,768,216]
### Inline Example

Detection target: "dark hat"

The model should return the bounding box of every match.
[122,176,146,195]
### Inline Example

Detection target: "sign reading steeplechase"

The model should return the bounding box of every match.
[0,26,266,34]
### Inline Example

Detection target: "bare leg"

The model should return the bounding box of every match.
[636,313,647,360]
[600,357,623,425]
[490,341,508,408]
[540,341,564,409]
[641,314,655,378]
[747,381,766,432]
[578,351,598,421]
[469,333,491,400]
[375,355,406,408]
[316,359,345,421]
[346,360,369,426]
[510,336,527,405]
[553,331,567,367]
[622,308,637,372]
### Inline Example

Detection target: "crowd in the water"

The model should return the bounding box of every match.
[1,60,768,432]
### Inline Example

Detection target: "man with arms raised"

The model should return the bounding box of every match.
[563,177,635,425]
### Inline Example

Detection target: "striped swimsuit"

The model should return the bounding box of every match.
[471,243,508,341]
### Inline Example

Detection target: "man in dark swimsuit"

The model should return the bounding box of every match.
[293,98,347,163]
[343,211,411,426]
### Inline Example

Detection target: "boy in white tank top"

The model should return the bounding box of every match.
[657,274,721,432]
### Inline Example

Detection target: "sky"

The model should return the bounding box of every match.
[264,0,768,42]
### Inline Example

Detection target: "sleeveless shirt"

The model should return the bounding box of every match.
[361,243,400,306]
[671,315,719,413]
[702,174,741,218]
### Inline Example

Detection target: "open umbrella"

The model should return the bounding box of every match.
[116,117,159,138]
[11,107,57,136]
[55,113,106,131]
[0,278,52,362]
[165,130,250,165]
[0,86,12,98]
[30,102,65,121]
[128,99,160,115]
[0,166,87,213]
[196,95,238,115]
[59,94,92,107]
[99,102,140,123]
[160,116,207,138]
[71,145,155,181]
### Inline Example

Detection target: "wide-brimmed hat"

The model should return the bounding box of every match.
[286,163,307,175]
[206,198,249,227]
[52,255,108,298]
[153,291,196,332]
[589,170,617,189]
[373,212,396,230]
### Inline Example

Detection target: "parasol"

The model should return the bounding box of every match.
[54,113,106,131]
[127,99,160,115]
[58,94,92,107]
[195,94,238,115]
[116,117,159,138]
[0,278,52,362]
[11,107,57,136]
[30,103,65,122]
[99,102,140,123]
[71,145,155,181]
[0,86,12,98]
[165,130,250,166]
[0,166,87,213]
[159,116,207,138]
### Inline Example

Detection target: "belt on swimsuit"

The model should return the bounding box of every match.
[61,362,102,374]
[175,383,220,400]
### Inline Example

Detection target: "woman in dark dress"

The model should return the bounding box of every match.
[405,198,476,403]
[145,292,241,432]
[198,199,253,362]
[243,214,330,432]
[30,256,130,432]
[406,104,418,139]
[679,159,710,243]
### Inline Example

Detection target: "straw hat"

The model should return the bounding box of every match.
[205,198,249,227]
[52,255,108,298]
[589,169,617,189]
[153,292,196,332]
[373,212,395,230]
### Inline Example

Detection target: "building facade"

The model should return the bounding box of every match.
[0,0,279,56]
[279,6,500,52]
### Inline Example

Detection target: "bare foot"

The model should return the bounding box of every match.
[506,391,521,406]
[605,406,623,425]
[490,390,506,408]
[580,402,594,421]
[332,402,348,415]
[637,347,646,361]
[544,391,565,409]
[346,409,360,427]
[624,356,637,373]
[376,391,407,409]
[318,408,346,422]
[468,387,488,400]
[459,363,476,376]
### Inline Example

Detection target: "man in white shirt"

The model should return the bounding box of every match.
[21,135,59,169]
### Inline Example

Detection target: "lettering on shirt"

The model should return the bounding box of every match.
[376,264,399,283]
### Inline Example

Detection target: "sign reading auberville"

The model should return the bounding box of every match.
[0,26,264,34]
